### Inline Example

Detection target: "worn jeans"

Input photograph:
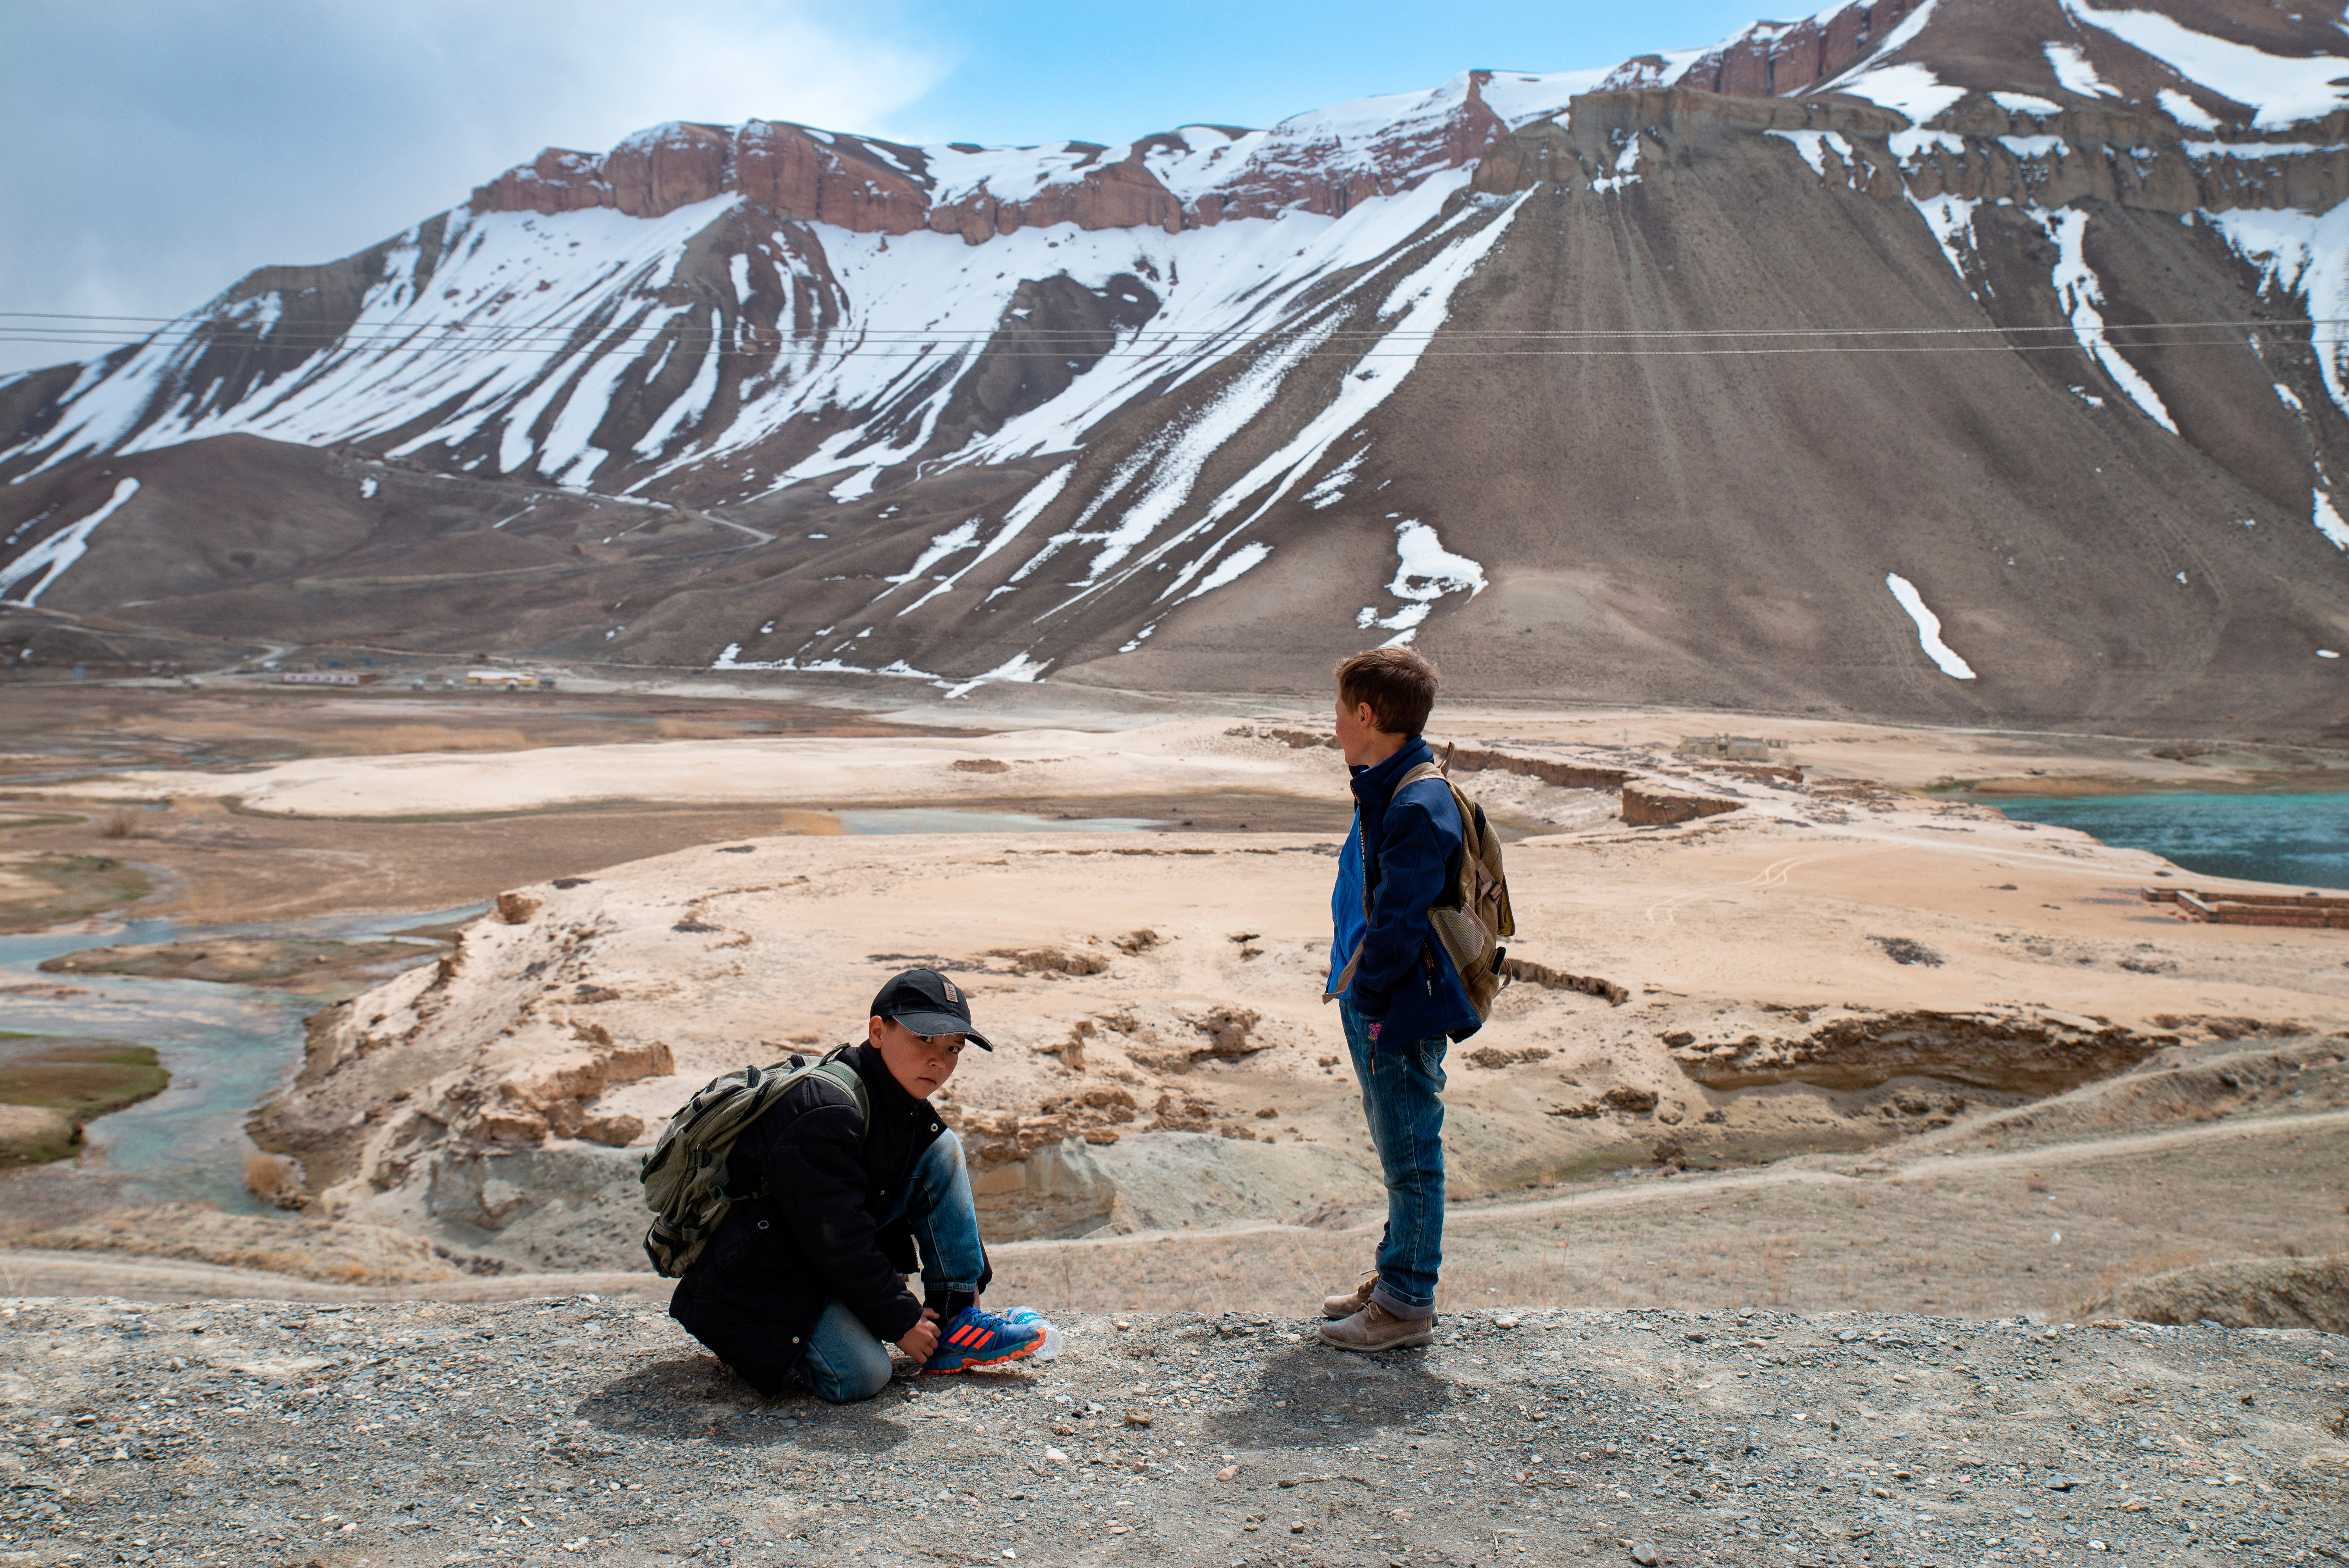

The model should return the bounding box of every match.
[797,1129,986,1402]
[1339,998,1447,1319]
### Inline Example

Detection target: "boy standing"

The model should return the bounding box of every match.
[1319,647,1480,1351]
[668,969,1045,1401]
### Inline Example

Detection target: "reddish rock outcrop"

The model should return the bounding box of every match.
[735,121,930,235]
[472,120,931,229]
[602,123,733,219]
[1201,71,1510,225]
[923,143,1184,242]
[1620,785,1742,827]
[469,73,1511,244]
[471,149,616,216]
[1677,0,1930,98]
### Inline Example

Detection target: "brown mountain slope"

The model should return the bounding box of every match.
[4,3,2349,725]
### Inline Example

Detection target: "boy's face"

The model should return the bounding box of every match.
[869,1016,964,1099]
[1333,691,1398,766]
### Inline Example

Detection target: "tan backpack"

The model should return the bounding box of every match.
[1327,744,1518,1021]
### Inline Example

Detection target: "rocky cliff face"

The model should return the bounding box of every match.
[1639,0,1930,98]
[465,73,1509,242]
[6,0,2349,730]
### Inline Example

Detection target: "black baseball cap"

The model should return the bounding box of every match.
[870,968,993,1051]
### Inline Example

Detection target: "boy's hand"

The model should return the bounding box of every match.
[898,1307,941,1361]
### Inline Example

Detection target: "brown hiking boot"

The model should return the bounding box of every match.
[1321,1270,1377,1320]
[1317,1301,1436,1352]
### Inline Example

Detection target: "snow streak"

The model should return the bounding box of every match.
[2042,210,2177,434]
[1359,520,1488,647]
[0,477,140,605]
[1884,572,1977,680]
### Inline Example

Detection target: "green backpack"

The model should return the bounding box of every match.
[638,1046,868,1278]
[1326,745,1518,1022]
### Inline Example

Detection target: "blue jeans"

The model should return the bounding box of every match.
[797,1130,986,1403]
[1339,998,1446,1319]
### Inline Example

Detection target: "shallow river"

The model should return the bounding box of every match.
[1,905,484,1211]
[2,809,1167,1206]
[1989,791,2349,890]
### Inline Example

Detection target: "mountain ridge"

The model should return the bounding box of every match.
[5,0,2349,732]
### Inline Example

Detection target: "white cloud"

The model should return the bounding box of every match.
[0,0,946,374]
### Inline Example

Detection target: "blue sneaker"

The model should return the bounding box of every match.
[923,1305,1046,1375]
[1002,1305,1064,1361]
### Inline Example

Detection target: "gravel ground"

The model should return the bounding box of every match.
[1,1300,2343,1568]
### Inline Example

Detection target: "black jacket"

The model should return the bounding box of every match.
[667,1043,984,1394]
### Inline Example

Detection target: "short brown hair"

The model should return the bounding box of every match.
[1335,647,1440,736]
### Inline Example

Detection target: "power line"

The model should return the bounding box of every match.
[0,309,2326,360]
[0,308,2332,339]
[0,333,2312,360]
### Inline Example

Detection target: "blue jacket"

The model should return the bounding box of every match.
[1326,735,1483,1044]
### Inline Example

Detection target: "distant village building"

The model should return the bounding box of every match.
[280,671,376,686]
[1676,734,1789,762]
[466,669,553,689]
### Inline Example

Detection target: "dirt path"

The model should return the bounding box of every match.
[978,1105,2349,1324]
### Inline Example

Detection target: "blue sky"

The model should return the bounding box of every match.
[0,0,1769,374]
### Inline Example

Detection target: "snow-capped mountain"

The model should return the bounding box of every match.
[5,0,2349,730]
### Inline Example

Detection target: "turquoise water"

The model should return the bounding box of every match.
[1989,793,2349,891]
[838,809,1165,834]
[0,903,483,1210]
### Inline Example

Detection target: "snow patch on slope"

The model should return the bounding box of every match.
[2044,42,2114,98]
[1811,0,1963,124]
[1909,194,1981,283]
[1829,62,1968,125]
[1884,572,1976,679]
[2066,1,2349,129]
[0,477,140,606]
[1179,541,1273,602]
[2157,88,2220,130]
[2208,206,2349,423]
[898,464,1076,617]
[1134,189,1530,623]
[941,651,1050,701]
[13,204,736,486]
[1358,519,1487,646]
[1768,130,1854,180]
[2314,491,2349,552]
[2043,209,2177,433]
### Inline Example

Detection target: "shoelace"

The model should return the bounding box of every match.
[962,1310,1014,1335]
[939,1308,1024,1351]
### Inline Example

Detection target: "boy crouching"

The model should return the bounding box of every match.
[667,969,1046,1401]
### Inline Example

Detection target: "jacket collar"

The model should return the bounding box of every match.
[1350,734,1435,802]
[845,1041,928,1120]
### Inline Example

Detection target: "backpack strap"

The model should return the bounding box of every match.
[806,1051,871,1135]
[716,1050,870,1204]
[1324,755,1456,1001]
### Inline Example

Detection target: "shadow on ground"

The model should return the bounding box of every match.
[577,1352,1045,1454]
[1208,1344,1462,1448]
